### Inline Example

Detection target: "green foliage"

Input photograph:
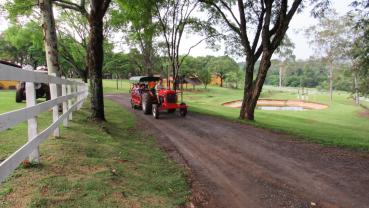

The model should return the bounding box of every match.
[111,0,158,74]
[206,55,240,87]
[276,35,295,61]
[350,2,369,95]
[58,33,87,77]
[179,55,240,88]
[225,69,243,89]
[2,0,35,23]
[180,56,208,77]
[305,11,353,62]
[352,31,369,95]
[265,58,353,91]
[198,67,212,89]
[0,21,45,66]
[104,51,137,78]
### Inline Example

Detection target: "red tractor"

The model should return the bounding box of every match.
[129,76,187,119]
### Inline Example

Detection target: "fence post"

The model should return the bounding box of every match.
[49,73,60,138]
[77,85,82,110]
[24,65,40,163]
[67,84,73,121]
[61,77,68,127]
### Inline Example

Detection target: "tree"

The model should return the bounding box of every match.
[112,0,157,75]
[58,33,87,80]
[4,0,61,74]
[104,52,134,89]
[155,0,217,89]
[351,29,369,98]
[4,0,112,121]
[199,68,212,89]
[206,56,239,87]
[350,0,369,99]
[200,0,330,120]
[306,11,352,103]
[275,35,295,87]
[54,0,112,121]
[0,21,45,67]
[226,69,243,89]
[39,0,61,77]
[57,10,89,82]
[86,0,111,121]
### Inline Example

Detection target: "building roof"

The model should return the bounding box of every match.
[129,76,161,83]
[184,77,202,85]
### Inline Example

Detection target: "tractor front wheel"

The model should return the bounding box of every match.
[179,108,187,117]
[152,104,159,119]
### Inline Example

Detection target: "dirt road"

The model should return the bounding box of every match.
[107,94,369,208]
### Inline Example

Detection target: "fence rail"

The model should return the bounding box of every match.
[0,63,88,183]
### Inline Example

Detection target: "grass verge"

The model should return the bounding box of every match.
[0,91,189,207]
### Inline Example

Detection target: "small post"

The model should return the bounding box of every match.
[67,85,73,120]
[25,65,40,163]
[49,73,60,137]
[77,85,81,110]
[74,84,78,110]
[61,77,68,127]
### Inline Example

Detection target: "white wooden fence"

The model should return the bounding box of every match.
[0,63,88,183]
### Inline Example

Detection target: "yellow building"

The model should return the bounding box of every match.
[0,81,18,90]
[0,61,21,90]
[162,76,202,89]
[211,75,221,86]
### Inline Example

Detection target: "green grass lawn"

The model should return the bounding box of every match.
[103,79,131,94]
[0,90,189,207]
[102,79,369,150]
[184,85,369,151]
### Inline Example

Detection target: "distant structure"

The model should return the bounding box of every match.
[210,74,221,86]
[298,88,309,101]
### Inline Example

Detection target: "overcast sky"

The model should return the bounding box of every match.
[182,0,354,61]
[0,0,354,61]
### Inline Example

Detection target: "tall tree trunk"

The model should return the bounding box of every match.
[116,74,119,90]
[354,73,360,104]
[39,0,60,76]
[279,64,283,87]
[240,56,255,119]
[143,10,154,76]
[88,15,105,121]
[143,41,153,76]
[240,54,271,120]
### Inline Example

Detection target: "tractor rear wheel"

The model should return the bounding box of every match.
[179,103,187,117]
[142,93,152,114]
[152,104,159,119]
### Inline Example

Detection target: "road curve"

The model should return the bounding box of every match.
[107,94,369,208]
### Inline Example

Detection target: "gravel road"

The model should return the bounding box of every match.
[107,94,369,208]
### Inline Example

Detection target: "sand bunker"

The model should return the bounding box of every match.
[223,99,328,110]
